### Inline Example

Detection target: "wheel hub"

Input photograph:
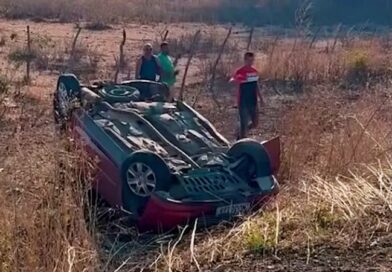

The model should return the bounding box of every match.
[126,162,156,197]
[57,82,70,117]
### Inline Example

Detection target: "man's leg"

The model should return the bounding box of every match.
[238,105,250,139]
[167,85,175,102]
[249,102,259,130]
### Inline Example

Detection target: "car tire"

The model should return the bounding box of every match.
[121,151,171,216]
[98,85,140,103]
[53,74,81,130]
[228,139,272,179]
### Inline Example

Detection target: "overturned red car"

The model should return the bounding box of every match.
[54,74,280,231]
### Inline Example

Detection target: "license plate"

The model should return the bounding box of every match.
[216,203,250,216]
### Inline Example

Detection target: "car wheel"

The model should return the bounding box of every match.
[228,139,272,181]
[54,74,81,130]
[98,85,140,103]
[121,151,171,216]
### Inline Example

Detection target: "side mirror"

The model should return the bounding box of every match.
[81,87,102,107]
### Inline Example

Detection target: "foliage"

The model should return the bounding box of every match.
[8,47,36,68]
[347,50,369,72]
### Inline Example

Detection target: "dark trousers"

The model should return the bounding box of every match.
[238,102,258,139]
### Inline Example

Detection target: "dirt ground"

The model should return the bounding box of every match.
[1,19,391,272]
[0,19,231,88]
[0,19,283,139]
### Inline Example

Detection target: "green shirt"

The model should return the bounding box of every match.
[158,53,176,86]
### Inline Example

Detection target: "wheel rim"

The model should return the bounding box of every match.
[105,86,136,97]
[57,82,70,118]
[109,87,130,97]
[126,162,157,197]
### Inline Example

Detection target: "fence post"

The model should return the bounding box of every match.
[179,30,201,101]
[68,26,82,70]
[26,25,31,83]
[114,29,127,83]
[163,30,169,41]
[209,27,232,102]
[246,27,254,51]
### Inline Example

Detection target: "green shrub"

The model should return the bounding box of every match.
[345,50,370,86]
[8,47,37,67]
[243,212,278,254]
[245,228,274,253]
[347,50,369,72]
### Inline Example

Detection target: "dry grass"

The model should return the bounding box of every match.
[1,20,392,271]
[0,0,217,24]
[0,91,96,271]
[257,37,392,92]
[7,33,101,80]
[142,90,392,271]
[2,85,391,271]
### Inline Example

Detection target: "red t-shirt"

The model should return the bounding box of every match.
[231,65,259,106]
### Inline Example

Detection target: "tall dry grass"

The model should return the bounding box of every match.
[257,37,392,92]
[0,0,217,23]
[1,85,391,271]
[0,90,99,271]
[142,90,392,271]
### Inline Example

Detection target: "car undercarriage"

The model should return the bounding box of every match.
[54,74,280,231]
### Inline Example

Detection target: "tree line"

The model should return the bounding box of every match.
[208,0,392,27]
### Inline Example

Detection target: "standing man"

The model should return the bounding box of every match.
[230,52,264,139]
[135,43,161,81]
[158,42,179,101]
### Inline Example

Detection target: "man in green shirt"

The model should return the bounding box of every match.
[158,42,179,101]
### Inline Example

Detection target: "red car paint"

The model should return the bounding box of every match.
[72,111,122,207]
[137,192,278,231]
[138,195,214,231]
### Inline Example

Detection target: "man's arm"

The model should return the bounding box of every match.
[135,57,141,79]
[154,55,162,78]
[257,82,264,106]
[173,54,181,67]
[230,68,241,83]
[229,69,241,108]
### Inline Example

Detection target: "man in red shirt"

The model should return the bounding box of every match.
[231,52,264,139]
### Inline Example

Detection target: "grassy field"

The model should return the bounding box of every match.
[0,15,391,272]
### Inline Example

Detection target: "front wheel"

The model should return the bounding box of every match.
[121,151,172,216]
[98,85,140,103]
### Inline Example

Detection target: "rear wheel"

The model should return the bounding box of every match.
[228,139,276,192]
[53,74,81,131]
[229,139,272,177]
[121,151,171,216]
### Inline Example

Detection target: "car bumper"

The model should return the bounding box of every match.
[136,179,279,232]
